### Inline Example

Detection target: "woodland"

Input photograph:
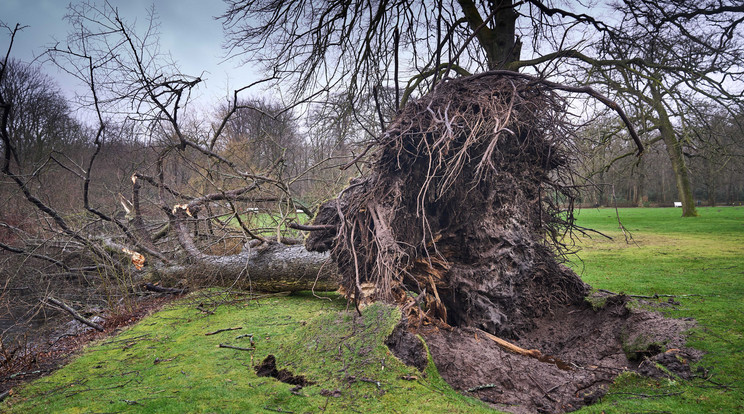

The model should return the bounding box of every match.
[2,1,744,412]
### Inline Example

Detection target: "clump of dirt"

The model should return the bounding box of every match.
[384,317,428,371]
[255,354,314,386]
[415,295,699,413]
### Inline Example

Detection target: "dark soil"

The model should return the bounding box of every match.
[384,317,428,371]
[398,295,700,414]
[255,354,314,386]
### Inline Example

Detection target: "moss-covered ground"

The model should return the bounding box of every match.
[2,292,491,413]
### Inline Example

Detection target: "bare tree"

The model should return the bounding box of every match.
[584,1,744,216]
[687,107,744,206]
[1,3,340,330]
[221,0,744,216]
[0,59,87,165]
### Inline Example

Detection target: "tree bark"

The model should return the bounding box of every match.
[457,0,521,69]
[651,83,698,217]
[165,218,340,292]
[635,156,646,207]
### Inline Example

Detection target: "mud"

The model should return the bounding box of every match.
[255,354,314,386]
[384,318,428,371]
[390,295,698,413]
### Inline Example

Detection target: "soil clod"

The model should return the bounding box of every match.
[255,354,313,386]
[385,318,427,371]
[422,296,698,413]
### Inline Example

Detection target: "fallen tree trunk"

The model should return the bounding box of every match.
[152,243,340,293]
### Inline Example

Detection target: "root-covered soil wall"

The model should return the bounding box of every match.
[308,74,587,335]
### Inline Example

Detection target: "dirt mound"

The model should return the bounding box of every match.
[415,296,698,413]
[307,74,692,412]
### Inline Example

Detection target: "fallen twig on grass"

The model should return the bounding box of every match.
[263,406,294,413]
[696,375,736,390]
[218,343,255,352]
[597,289,702,299]
[64,378,134,398]
[346,375,381,388]
[607,391,684,399]
[205,327,243,336]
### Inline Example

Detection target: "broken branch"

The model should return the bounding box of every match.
[476,328,572,371]
[44,296,104,332]
[143,283,188,295]
[288,223,335,231]
[218,343,255,351]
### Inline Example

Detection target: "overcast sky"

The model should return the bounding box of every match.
[2,0,256,107]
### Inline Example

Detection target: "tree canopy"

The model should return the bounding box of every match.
[221,0,744,216]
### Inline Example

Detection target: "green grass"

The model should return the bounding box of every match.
[3,292,491,413]
[4,206,743,413]
[571,206,744,413]
[225,211,310,230]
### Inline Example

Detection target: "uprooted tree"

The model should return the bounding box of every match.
[4,1,738,325]
[303,73,644,335]
[0,3,718,411]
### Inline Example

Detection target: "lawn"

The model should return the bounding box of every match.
[570,206,744,413]
[3,207,743,413]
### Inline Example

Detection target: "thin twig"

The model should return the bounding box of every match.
[218,343,255,352]
[206,327,243,336]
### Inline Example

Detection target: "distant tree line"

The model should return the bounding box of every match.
[576,110,744,208]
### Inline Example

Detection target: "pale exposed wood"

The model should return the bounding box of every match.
[476,328,541,358]
[476,328,573,371]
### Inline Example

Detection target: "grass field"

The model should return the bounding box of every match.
[3,207,743,413]
[570,206,744,413]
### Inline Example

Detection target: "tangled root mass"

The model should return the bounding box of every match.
[309,74,588,337]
